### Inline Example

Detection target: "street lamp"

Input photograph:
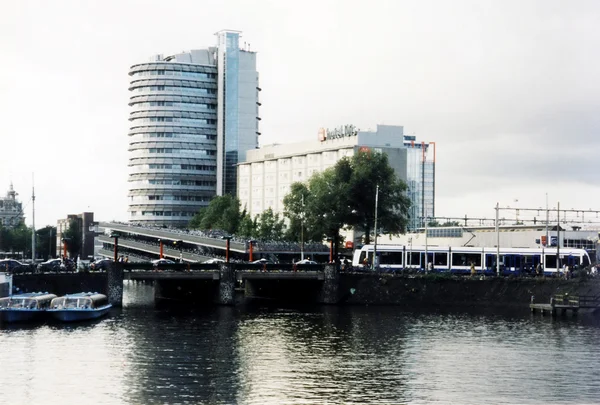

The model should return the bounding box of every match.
[408,237,413,269]
[110,232,120,263]
[373,184,379,269]
[173,240,183,262]
[299,194,305,261]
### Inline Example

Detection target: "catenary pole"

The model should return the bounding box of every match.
[496,202,500,276]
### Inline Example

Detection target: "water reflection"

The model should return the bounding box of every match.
[1,282,600,404]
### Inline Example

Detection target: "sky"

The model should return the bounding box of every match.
[1,0,599,228]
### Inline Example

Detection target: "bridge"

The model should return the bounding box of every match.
[11,262,339,306]
[96,222,331,263]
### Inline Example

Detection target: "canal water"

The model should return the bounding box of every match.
[2,281,600,405]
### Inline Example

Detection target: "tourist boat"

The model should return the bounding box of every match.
[48,292,112,322]
[0,292,57,323]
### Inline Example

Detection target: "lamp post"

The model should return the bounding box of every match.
[425,214,428,273]
[222,236,232,263]
[300,194,305,261]
[373,184,379,269]
[110,232,120,263]
[174,240,183,262]
[495,202,500,276]
[408,237,412,269]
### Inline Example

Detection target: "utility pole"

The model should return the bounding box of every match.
[372,184,379,269]
[545,193,549,248]
[495,202,500,276]
[31,175,35,262]
[425,213,429,272]
[300,194,304,261]
[557,202,561,271]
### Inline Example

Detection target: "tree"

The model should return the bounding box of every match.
[345,151,410,244]
[237,209,257,239]
[284,164,352,260]
[283,182,322,243]
[283,150,411,260]
[189,195,241,234]
[256,208,285,240]
[441,221,461,227]
[63,219,81,258]
[36,226,57,260]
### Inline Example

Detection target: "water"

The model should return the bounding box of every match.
[2,281,600,404]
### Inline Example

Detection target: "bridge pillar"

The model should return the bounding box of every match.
[318,264,340,304]
[107,262,124,307]
[215,263,235,305]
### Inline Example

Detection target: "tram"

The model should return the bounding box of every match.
[352,244,592,275]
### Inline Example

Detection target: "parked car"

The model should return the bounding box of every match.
[152,259,175,267]
[203,258,225,264]
[0,259,26,273]
[90,258,113,271]
[295,259,318,265]
[251,258,275,264]
[38,259,62,272]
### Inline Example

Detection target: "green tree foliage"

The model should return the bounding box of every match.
[283,150,411,258]
[189,195,241,234]
[237,210,257,239]
[36,226,57,259]
[0,224,32,257]
[346,151,410,244]
[63,219,82,258]
[283,182,322,243]
[256,208,285,240]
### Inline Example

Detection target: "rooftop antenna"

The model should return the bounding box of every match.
[31,173,35,262]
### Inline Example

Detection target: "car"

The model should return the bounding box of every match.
[38,258,62,272]
[90,258,113,271]
[251,258,275,264]
[295,259,318,265]
[203,258,225,264]
[152,259,175,267]
[0,259,26,273]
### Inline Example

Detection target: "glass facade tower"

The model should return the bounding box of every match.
[405,138,435,229]
[127,31,259,226]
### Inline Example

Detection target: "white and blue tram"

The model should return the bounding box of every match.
[352,244,592,275]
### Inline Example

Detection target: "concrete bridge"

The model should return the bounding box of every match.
[12,262,340,306]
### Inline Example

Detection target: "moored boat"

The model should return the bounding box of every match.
[48,292,112,322]
[0,292,57,323]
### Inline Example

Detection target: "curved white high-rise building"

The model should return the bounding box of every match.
[127,30,260,226]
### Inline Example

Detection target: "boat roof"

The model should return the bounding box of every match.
[60,292,107,301]
[1,293,57,301]
[9,292,54,298]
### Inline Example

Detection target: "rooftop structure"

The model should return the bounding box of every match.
[0,183,24,228]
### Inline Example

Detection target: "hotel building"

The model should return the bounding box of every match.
[237,124,435,235]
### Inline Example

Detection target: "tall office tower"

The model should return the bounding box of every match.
[127,30,260,226]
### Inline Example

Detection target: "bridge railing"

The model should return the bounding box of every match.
[120,262,326,272]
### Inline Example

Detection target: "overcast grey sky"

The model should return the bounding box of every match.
[1,0,599,227]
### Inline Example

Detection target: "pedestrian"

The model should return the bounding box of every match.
[470,262,476,277]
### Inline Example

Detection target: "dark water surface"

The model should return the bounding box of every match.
[2,281,600,404]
